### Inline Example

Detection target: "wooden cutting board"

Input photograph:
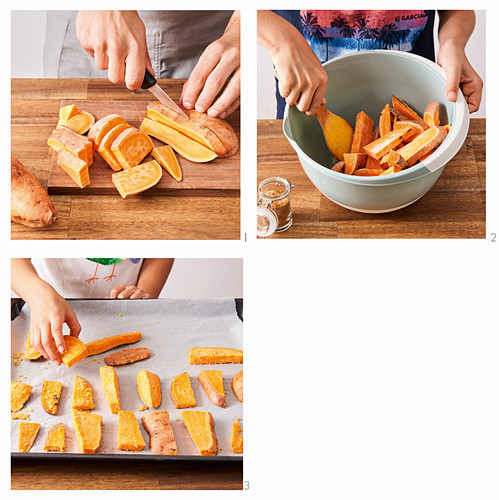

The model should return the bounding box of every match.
[47,100,240,196]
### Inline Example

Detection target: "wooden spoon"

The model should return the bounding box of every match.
[315,105,354,161]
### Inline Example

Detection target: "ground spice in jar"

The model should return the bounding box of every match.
[264,188,291,229]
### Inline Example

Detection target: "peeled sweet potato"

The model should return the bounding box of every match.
[11,157,58,228]
[85,332,142,355]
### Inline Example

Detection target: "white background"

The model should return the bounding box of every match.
[7,3,499,500]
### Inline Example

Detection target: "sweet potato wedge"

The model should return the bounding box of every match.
[147,102,226,156]
[343,153,365,175]
[231,419,243,453]
[118,410,146,451]
[363,126,412,160]
[97,123,132,171]
[198,370,226,408]
[140,118,218,163]
[61,335,89,367]
[393,120,427,142]
[354,168,384,176]
[71,375,94,411]
[100,366,121,414]
[44,423,65,452]
[11,382,32,412]
[58,104,79,125]
[85,332,142,355]
[392,96,421,121]
[111,129,154,170]
[365,155,381,170]
[142,410,177,455]
[56,149,90,188]
[137,369,162,408]
[11,157,58,228]
[181,411,218,456]
[48,128,91,165]
[88,114,126,146]
[232,370,243,403]
[104,347,151,366]
[379,165,402,176]
[397,126,448,166]
[350,111,373,155]
[41,381,63,415]
[60,111,95,135]
[112,160,162,199]
[189,347,243,364]
[151,145,182,181]
[380,149,407,170]
[18,422,40,453]
[72,410,102,453]
[379,103,392,136]
[424,101,440,127]
[170,372,196,409]
[331,160,345,173]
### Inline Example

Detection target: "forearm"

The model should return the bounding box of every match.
[438,10,475,49]
[11,258,54,303]
[257,11,300,54]
[137,258,175,298]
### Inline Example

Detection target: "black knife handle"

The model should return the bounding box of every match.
[141,69,157,90]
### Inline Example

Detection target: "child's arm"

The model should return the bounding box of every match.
[11,258,81,365]
[258,10,328,117]
[437,10,483,113]
[107,258,174,299]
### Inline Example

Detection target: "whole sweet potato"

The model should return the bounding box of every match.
[11,157,57,228]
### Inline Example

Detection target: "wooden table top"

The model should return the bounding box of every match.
[258,118,485,239]
[11,457,242,490]
[11,79,240,240]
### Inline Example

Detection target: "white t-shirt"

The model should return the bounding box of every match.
[31,258,144,298]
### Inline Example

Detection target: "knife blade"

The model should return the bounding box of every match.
[141,69,189,119]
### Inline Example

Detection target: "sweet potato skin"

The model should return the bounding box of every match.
[142,411,177,455]
[104,347,151,366]
[11,157,58,228]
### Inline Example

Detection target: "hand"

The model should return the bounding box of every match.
[29,284,81,365]
[107,285,152,299]
[76,10,153,91]
[437,41,483,113]
[180,12,240,118]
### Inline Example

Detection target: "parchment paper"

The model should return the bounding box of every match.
[11,298,243,457]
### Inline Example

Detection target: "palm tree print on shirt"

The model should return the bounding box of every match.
[299,10,428,60]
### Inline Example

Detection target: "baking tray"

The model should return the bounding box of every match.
[11,298,243,462]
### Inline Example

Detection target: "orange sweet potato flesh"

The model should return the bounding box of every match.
[111,129,154,170]
[112,160,163,199]
[147,102,229,157]
[392,96,421,121]
[397,126,448,166]
[331,160,345,173]
[56,149,90,188]
[60,111,95,135]
[98,123,133,171]
[88,114,127,146]
[379,104,392,136]
[350,111,373,155]
[343,153,365,175]
[380,149,407,170]
[354,168,384,176]
[85,332,142,356]
[393,120,427,142]
[57,128,94,166]
[424,101,440,127]
[48,129,89,164]
[151,145,182,181]
[11,157,58,228]
[363,126,412,160]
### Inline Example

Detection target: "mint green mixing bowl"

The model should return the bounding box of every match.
[283,50,469,213]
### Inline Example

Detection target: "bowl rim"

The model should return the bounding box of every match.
[283,49,470,186]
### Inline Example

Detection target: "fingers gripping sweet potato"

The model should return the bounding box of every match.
[11,157,58,228]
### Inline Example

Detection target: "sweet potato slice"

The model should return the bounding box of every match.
[343,153,365,175]
[11,157,58,228]
[57,127,94,166]
[111,129,154,170]
[189,347,243,364]
[48,129,89,164]
[118,410,146,451]
[151,145,182,181]
[181,411,218,456]
[147,102,226,156]
[61,335,89,367]
[72,375,94,411]
[379,165,402,176]
[397,126,448,166]
[44,423,65,452]
[112,160,162,199]
[25,332,42,360]
[11,382,32,412]
[424,101,440,127]
[379,103,392,136]
[184,108,239,157]
[393,120,427,142]
[354,168,384,176]
[100,366,121,414]
[85,332,142,355]
[363,126,412,160]
[350,111,373,155]
[170,372,196,409]
[60,111,95,135]
[231,419,243,453]
[142,411,177,455]
[392,96,421,121]
[331,160,345,173]
[88,114,126,146]
[232,370,243,402]
[58,104,79,125]
[41,381,63,415]
[380,149,407,170]
[137,369,162,408]
[104,347,151,366]
[56,149,90,188]
[98,123,133,171]
[72,410,102,453]
[198,370,226,408]
[18,422,40,453]
[365,155,381,170]
[140,118,218,163]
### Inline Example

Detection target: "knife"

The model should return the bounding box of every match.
[141,69,189,119]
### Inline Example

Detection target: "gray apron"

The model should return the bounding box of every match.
[43,10,233,79]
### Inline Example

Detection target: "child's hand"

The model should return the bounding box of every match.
[107,285,152,299]
[437,41,483,113]
[29,285,81,366]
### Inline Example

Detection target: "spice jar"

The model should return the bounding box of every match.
[257,177,294,237]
